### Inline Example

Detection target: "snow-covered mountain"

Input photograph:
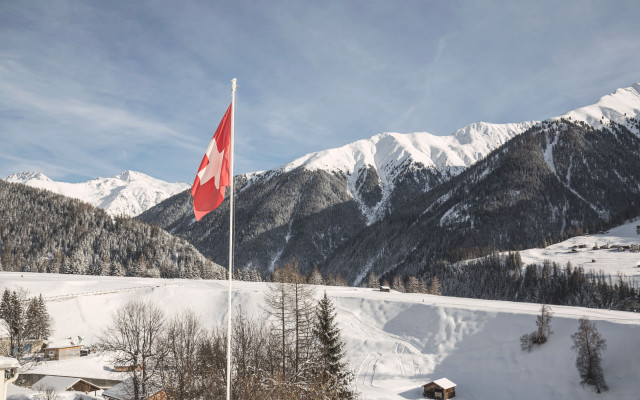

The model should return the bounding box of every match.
[140,82,640,281]
[278,121,537,223]
[4,170,189,217]
[559,82,640,129]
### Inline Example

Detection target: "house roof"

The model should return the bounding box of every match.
[33,375,101,392]
[103,378,162,400]
[0,356,20,369]
[426,377,457,390]
[45,341,82,349]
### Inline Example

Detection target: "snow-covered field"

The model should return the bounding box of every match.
[2,272,640,399]
[516,218,640,282]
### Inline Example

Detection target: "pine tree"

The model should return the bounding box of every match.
[406,276,420,293]
[366,271,379,288]
[313,292,356,399]
[429,276,442,295]
[536,304,552,340]
[571,318,608,393]
[391,275,405,293]
[309,265,324,286]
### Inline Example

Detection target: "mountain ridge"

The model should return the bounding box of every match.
[4,169,189,217]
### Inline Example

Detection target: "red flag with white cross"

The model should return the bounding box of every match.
[190,103,232,221]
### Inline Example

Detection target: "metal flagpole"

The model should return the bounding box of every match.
[226,78,237,400]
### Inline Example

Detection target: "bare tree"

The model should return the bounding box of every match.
[35,384,61,400]
[571,318,608,393]
[159,310,203,400]
[98,300,166,400]
[264,261,316,380]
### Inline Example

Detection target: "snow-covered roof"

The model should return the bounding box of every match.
[0,356,20,369]
[103,378,162,400]
[33,375,100,391]
[45,341,82,349]
[429,378,456,389]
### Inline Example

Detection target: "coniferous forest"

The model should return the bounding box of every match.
[0,180,225,279]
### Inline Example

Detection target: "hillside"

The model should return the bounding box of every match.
[3,272,640,400]
[0,180,224,279]
[325,117,640,283]
[139,121,537,275]
[4,170,189,217]
[511,218,640,282]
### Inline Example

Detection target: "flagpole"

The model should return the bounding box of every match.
[226,78,237,400]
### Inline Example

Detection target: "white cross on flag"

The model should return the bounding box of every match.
[191,103,232,221]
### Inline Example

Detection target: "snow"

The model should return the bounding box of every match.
[32,376,93,392]
[2,272,640,399]
[516,218,640,283]
[431,377,456,389]
[3,170,189,217]
[558,82,640,126]
[278,121,536,224]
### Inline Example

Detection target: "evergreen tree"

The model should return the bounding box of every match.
[309,265,324,286]
[429,276,442,295]
[536,304,553,339]
[391,275,405,293]
[313,292,356,399]
[366,271,379,288]
[571,318,608,393]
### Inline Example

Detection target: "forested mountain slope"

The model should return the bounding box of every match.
[325,118,640,283]
[0,180,224,279]
[139,122,536,275]
[140,83,640,283]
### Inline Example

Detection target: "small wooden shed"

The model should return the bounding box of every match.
[380,285,391,292]
[423,378,456,399]
[44,344,82,360]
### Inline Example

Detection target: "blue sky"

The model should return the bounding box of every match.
[1,0,639,183]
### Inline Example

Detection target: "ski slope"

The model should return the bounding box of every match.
[2,272,640,399]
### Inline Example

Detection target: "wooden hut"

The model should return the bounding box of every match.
[423,378,456,399]
[43,344,82,360]
[380,285,391,292]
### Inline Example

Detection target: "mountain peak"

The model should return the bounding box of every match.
[5,170,189,216]
[558,82,640,125]
[4,171,52,182]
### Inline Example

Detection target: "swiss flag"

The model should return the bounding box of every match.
[191,104,232,221]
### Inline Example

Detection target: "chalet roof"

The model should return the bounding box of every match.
[103,377,162,400]
[33,375,100,392]
[0,356,20,369]
[426,377,457,390]
[45,341,82,349]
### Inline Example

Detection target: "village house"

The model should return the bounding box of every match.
[102,378,166,400]
[423,378,456,399]
[0,338,44,357]
[0,357,20,400]
[33,375,101,396]
[43,343,82,361]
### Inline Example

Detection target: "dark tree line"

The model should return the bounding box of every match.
[394,251,640,311]
[0,180,225,280]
